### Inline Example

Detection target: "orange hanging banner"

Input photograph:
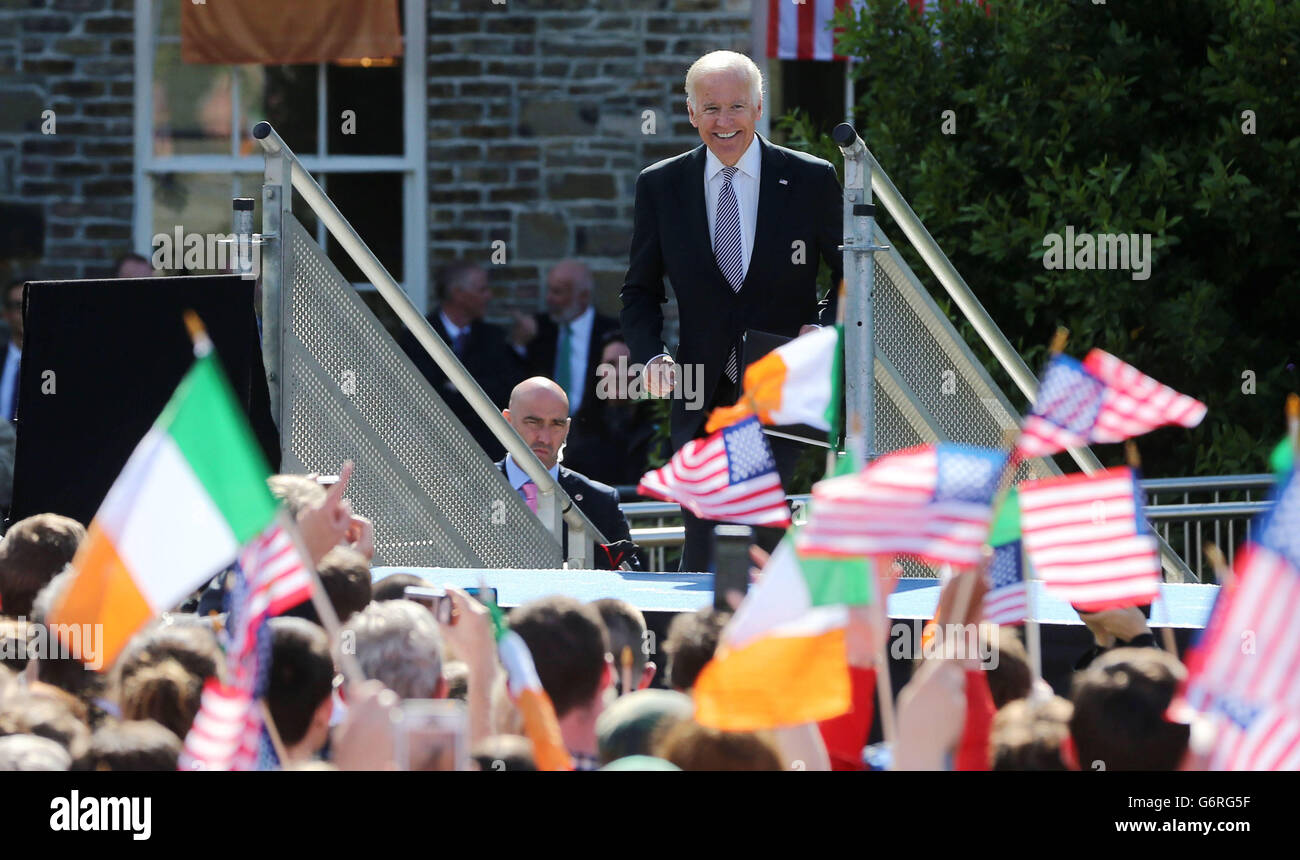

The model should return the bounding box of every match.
[181,0,403,66]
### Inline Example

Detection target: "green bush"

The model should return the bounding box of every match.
[780,0,1300,478]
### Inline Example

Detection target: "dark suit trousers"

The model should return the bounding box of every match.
[677,381,803,572]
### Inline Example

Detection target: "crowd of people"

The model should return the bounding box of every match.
[0,472,1197,772]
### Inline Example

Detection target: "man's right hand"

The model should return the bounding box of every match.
[644,354,677,397]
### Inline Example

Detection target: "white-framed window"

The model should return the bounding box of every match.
[132,0,427,311]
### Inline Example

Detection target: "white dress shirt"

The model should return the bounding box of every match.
[439,311,468,346]
[704,133,761,282]
[504,452,560,496]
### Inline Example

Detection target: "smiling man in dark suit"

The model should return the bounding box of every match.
[620,50,843,571]
[497,376,643,570]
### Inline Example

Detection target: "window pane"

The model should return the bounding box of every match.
[153,42,232,156]
[240,64,319,156]
[323,173,403,283]
[151,173,262,273]
[327,60,404,155]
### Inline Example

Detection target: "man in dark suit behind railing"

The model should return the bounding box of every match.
[619,50,843,572]
[399,262,528,461]
[496,376,644,571]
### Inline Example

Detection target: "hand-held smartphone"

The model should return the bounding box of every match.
[404,586,454,624]
[713,525,754,612]
[391,699,469,772]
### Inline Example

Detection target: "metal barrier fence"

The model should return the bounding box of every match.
[623,474,1277,581]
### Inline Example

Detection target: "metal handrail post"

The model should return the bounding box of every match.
[252,122,603,566]
[260,143,292,431]
[833,124,888,467]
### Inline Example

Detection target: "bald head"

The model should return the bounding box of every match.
[504,377,571,469]
[545,260,594,322]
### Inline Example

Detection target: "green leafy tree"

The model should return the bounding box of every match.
[781,0,1300,478]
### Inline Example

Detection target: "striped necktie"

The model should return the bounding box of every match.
[714,165,744,383]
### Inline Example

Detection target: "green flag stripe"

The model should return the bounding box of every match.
[158,353,278,544]
[988,487,1021,547]
[1271,438,1294,476]
[799,552,875,607]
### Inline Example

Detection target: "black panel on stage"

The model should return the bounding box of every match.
[9,275,279,526]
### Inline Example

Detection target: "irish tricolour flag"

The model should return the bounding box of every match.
[51,343,300,668]
[693,533,872,730]
[705,325,839,435]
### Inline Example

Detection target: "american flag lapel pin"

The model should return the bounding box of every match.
[779,178,788,185]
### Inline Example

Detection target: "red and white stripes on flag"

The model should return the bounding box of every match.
[638,416,791,527]
[179,680,255,771]
[796,443,1006,568]
[1017,349,1207,459]
[1179,545,1300,771]
[1018,466,1161,612]
[768,0,864,61]
[180,516,314,771]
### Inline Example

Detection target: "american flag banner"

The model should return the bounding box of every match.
[1018,466,1161,612]
[767,0,865,62]
[1016,350,1206,459]
[796,443,1006,567]
[180,515,313,771]
[1174,468,1300,771]
[638,416,791,527]
[983,542,1027,625]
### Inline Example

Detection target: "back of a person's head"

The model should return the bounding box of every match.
[664,608,731,691]
[0,618,29,672]
[596,688,694,765]
[0,691,91,760]
[344,600,444,699]
[0,513,85,618]
[592,598,648,687]
[984,624,1032,709]
[991,695,1073,771]
[283,546,371,626]
[371,573,426,603]
[654,719,781,771]
[1070,647,1189,771]
[508,596,609,718]
[27,569,106,707]
[0,733,71,771]
[472,734,538,772]
[114,619,221,739]
[73,719,181,771]
[267,474,327,518]
[266,617,335,748]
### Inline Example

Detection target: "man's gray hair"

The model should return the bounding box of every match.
[685,50,764,109]
[344,600,444,699]
[0,734,71,771]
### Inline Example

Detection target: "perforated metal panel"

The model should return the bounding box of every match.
[869,223,1058,486]
[278,214,562,569]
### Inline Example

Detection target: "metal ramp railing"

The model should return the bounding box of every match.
[253,122,609,569]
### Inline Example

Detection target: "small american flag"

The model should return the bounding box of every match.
[1017,350,1206,459]
[1018,466,1160,612]
[1175,468,1300,770]
[179,680,253,771]
[638,416,791,527]
[983,541,1028,625]
[796,443,1006,568]
[180,515,313,771]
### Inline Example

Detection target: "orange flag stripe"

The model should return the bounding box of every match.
[50,521,155,669]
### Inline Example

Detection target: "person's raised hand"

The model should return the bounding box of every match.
[844,606,880,669]
[345,513,375,562]
[332,680,399,771]
[438,586,497,678]
[297,461,354,565]
[644,355,677,397]
[1077,605,1151,644]
[894,658,966,770]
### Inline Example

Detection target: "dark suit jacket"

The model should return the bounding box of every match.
[495,459,642,569]
[620,134,843,451]
[399,308,528,460]
[523,310,620,413]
